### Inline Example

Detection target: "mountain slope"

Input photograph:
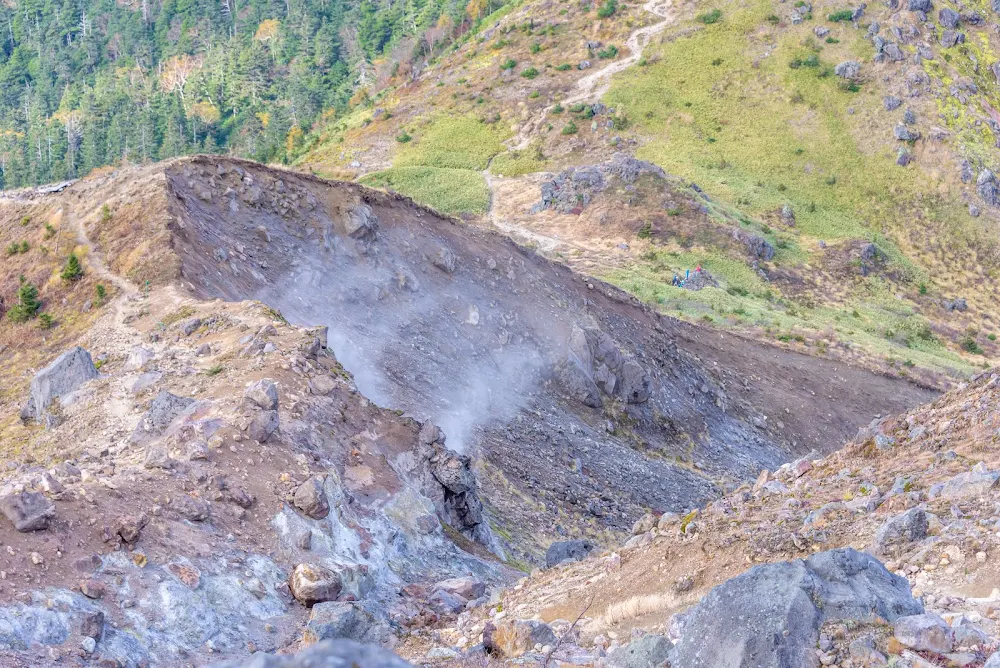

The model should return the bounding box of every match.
[297,0,1000,384]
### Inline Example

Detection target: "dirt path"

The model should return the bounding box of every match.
[60,204,136,296]
[508,0,675,151]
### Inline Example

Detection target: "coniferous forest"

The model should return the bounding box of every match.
[0,0,489,188]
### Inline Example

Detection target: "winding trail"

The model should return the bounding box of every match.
[508,0,675,151]
[484,0,675,247]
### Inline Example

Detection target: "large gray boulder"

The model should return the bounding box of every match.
[669,548,922,668]
[303,602,377,643]
[20,347,98,427]
[210,640,411,667]
[834,61,861,79]
[561,325,651,407]
[0,491,56,531]
[546,540,596,567]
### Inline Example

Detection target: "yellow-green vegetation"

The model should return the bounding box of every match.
[395,116,508,171]
[490,146,550,176]
[360,166,491,215]
[605,0,943,242]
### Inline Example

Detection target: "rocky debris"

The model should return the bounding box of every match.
[533,154,664,213]
[431,246,457,274]
[249,409,280,442]
[546,540,596,567]
[896,149,911,167]
[884,95,903,111]
[289,563,344,606]
[130,390,195,444]
[834,60,861,79]
[344,203,379,240]
[780,203,795,226]
[893,613,953,653]
[20,346,99,427]
[978,169,999,206]
[143,446,175,469]
[608,634,672,668]
[873,507,929,554]
[428,588,467,614]
[940,29,964,47]
[560,325,651,408]
[245,378,279,410]
[894,123,919,141]
[931,462,999,499]
[735,230,775,260]
[484,619,558,657]
[814,26,830,37]
[294,476,331,519]
[939,6,960,27]
[114,513,148,543]
[124,346,155,371]
[908,0,931,10]
[942,297,968,312]
[303,601,377,644]
[434,576,486,601]
[0,490,56,531]
[211,639,412,667]
[179,317,203,336]
[669,548,922,667]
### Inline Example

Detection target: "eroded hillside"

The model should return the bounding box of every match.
[297,0,1000,385]
[0,156,939,665]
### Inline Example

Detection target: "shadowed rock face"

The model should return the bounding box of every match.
[163,157,936,546]
[669,548,923,668]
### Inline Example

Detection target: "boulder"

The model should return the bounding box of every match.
[294,476,330,519]
[939,7,960,27]
[434,576,486,601]
[289,563,343,606]
[632,512,657,535]
[978,169,999,206]
[893,613,953,653]
[20,347,99,427]
[873,507,929,554]
[344,204,379,240]
[545,540,596,567]
[834,60,861,79]
[0,491,56,531]
[428,589,467,614]
[484,619,558,657]
[209,639,412,667]
[245,379,279,410]
[124,346,155,372]
[562,326,651,406]
[894,124,918,141]
[608,634,672,668]
[302,601,376,644]
[249,409,279,442]
[883,96,902,111]
[130,390,195,445]
[669,548,922,667]
[179,317,202,336]
[907,0,931,10]
[933,462,999,499]
[432,246,457,274]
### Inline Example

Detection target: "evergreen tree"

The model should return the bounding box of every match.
[8,275,41,322]
[61,253,83,281]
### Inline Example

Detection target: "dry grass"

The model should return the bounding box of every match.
[595,592,677,628]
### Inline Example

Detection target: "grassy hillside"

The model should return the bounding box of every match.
[297,0,1000,384]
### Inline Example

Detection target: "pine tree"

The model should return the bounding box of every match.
[8,275,41,322]
[61,253,84,281]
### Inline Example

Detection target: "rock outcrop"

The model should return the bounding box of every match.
[20,347,99,428]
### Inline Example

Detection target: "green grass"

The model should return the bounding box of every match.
[360,166,491,215]
[490,148,550,176]
[604,0,937,242]
[394,116,508,171]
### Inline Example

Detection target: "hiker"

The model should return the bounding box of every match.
[672,274,680,286]
[685,269,690,280]
[696,264,702,273]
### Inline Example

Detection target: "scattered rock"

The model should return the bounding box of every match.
[873,507,929,554]
[130,390,195,445]
[290,563,343,606]
[245,378,279,410]
[545,540,596,567]
[608,634,672,668]
[209,639,412,667]
[124,346,155,372]
[939,7,960,27]
[883,96,902,111]
[344,204,379,240]
[249,409,280,442]
[484,619,558,657]
[434,576,486,601]
[179,317,202,336]
[294,476,330,519]
[0,491,56,532]
[893,613,953,653]
[303,601,377,644]
[432,246,457,274]
[834,61,861,79]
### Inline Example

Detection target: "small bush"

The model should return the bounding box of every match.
[597,44,619,59]
[597,0,617,17]
[20,216,30,226]
[44,223,56,239]
[100,203,112,223]
[555,63,572,70]
[521,67,540,79]
[637,222,653,239]
[38,313,53,329]
[696,8,722,23]
[767,14,780,24]
[562,121,578,135]
[552,103,564,114]
[61,253,84,281]
[95,284,107,304]
[530,42,542,53]
[961,335,984,355]
[501,57,517,70]
[827,9,853,21]
[396,131,412,143]
[825,36,839,43]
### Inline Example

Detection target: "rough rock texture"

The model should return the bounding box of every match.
[545,540,596,567]
[211,640,411,667]
[20,347,99,427]
[289,563,344,606]
[0,491,56,531]
[484,619,558,657]
[872,507,929,554]
[130,390,195,444]
[608,634,672,668]
[669,548,923,667]
[302,601,378,644]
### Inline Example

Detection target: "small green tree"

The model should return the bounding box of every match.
[61,253,83,281]
[8,276,41,323]
[38,313,53,329]
[95,283,107,304]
